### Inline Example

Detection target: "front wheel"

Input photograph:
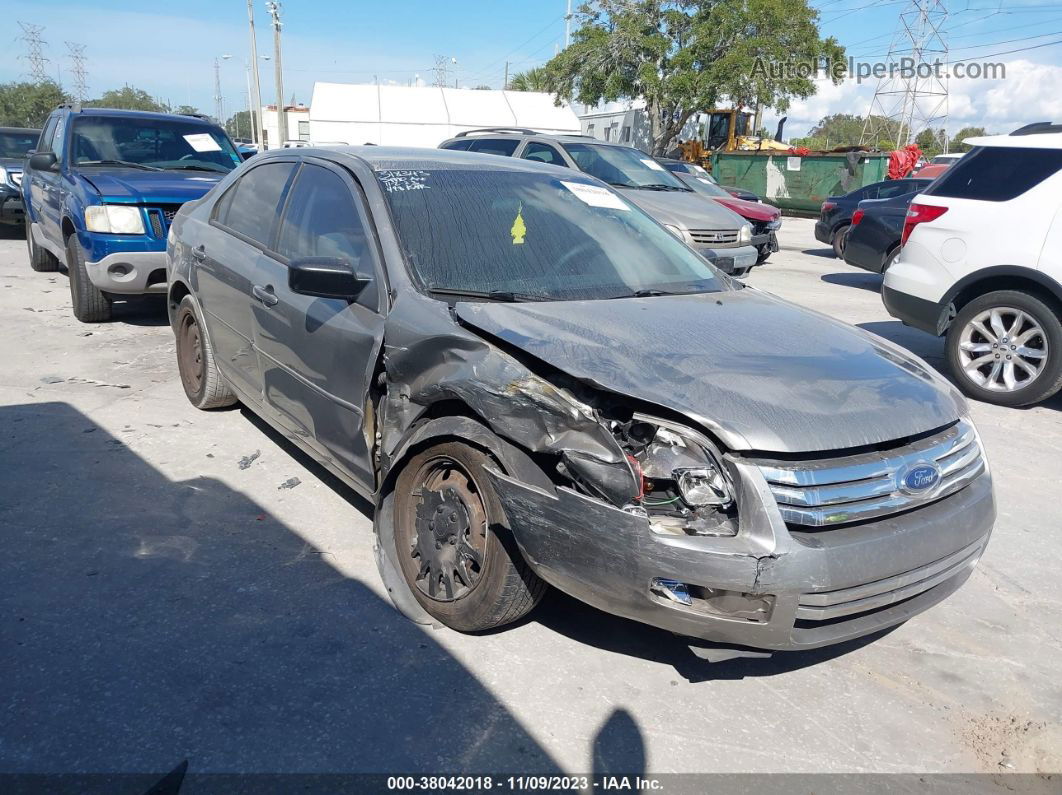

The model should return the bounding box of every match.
[945,290,1062,407]
[65,236,112,322]
[756,245,771,265]
[393,441,545,632]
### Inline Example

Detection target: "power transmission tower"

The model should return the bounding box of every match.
[433,55,455,88]
[860,0,949,149]
[17,22,49,83]
[66,42,88,102]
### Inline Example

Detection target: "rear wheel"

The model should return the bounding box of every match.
[945,290,1062,407]
[26,217,59,272]
[65,235,112,322]
[393,440,545,632]
[832,224,849,259]
[175,295,237,409]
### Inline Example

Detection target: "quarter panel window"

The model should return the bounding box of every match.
[467,138,519,157]
[925,146,1062,202]
[219,162,295,246]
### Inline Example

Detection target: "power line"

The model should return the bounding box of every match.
[17,21,49,83]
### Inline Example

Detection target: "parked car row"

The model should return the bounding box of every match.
[813,126,1062,408]
[15,108,998,661]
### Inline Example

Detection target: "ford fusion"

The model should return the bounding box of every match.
[166,147,995,659]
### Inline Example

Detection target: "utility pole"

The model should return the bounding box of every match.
[246,0,265,146]
[266,1,285,148]
[17,22,49,83]
[66,42,88,103]
[565,0,573,48]
[213,56,230,124]
[503,61,509,90]
[861,0,948,149]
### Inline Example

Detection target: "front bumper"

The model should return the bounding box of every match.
[488,460,994,652]
[697,244,759,274]
[85,250,169,294]
[751,231,778,250]
[0,187,24,225]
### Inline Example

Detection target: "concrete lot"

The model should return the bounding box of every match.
[1,218,1060,777]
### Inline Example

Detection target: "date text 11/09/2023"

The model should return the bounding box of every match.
[386,776,665,791]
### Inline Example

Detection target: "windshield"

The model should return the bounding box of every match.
[70,116,240,173]
[680,174,731,198]
[0,131,38,159]
[562,143,691,191]
[379,168,726,302]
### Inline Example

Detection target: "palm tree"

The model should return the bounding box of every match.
[507,67,553,92]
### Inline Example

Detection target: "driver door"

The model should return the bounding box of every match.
[250,160,385,488]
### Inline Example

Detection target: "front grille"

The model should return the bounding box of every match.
[147,204,183,239]
[751,220,769,236]
[688,228,739,245]
[751,419,985,527]
[162,206,180,223]
[795,538,984,624]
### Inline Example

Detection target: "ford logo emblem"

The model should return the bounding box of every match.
[901,463,941,493]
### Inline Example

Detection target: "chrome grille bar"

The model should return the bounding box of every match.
[751,420,985,527]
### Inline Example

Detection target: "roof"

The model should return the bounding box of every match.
[256,145,587,176]
[964,132,1062,150]
[68,107,221,125]
[444,129,632,148]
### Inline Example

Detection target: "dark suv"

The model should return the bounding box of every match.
[23,105,241,322]
[815,178,933,258]
[0,127,40,228]
[439,129,760,276]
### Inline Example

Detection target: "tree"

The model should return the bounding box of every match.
[914,127,947,159]
[86,85,168,112]
[225,110,254,139]
[545,0,845,155]
[949,126,987,153]
[507,67,554,92]
[172,105,201,117]
[0,80,69,127]
[790,113,900,150]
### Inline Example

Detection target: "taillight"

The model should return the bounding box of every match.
[902,202,948,245]
[821,201,837,213]
[851,209,864,226]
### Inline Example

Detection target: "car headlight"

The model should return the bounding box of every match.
[0,166,7,184]
[767,218,782,230]
[738,223,752,244]
[663,223,685,240]
[85,205,145,235]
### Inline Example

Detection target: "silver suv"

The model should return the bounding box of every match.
[440,129,760,276]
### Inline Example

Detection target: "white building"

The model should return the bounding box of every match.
[261,104,310,148]
[577,101,748,154]
[307,82,581,148]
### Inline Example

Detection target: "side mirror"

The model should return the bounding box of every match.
[29,152,58,172]
[288,257,370,300]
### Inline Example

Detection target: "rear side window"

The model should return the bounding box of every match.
[877,180,917,199]
[277,164,370,269]
[440,139,474,151]
[925,146,1062,202]
[521,142,564,166]
[467,138,519,157]
[216,162,295,245]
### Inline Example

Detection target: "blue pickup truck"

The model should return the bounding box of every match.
[24,105,242,322]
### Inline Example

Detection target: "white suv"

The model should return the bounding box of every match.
[883,124,1062,406]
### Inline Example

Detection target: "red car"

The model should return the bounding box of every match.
[674,173,782,263]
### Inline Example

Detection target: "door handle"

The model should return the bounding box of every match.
[252,284,279,307]
[191,245,206,262]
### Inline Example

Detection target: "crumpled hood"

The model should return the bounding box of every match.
[455,289,964,454]
[80,168,224,204]
[618,187,747,230]
[714,194,779,222]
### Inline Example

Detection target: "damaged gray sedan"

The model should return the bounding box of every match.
[167,147,995,659]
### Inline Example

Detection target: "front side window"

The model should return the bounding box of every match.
[38,116,58,154]
[217,162,295,245]
[467,138,519,157]
[277,164,369,268]
[521,142,563,166]
[70,116,241,173]
[562,143,690,191]
[378,168,726,302]
[924,146,1062,202]
[0,130,40,158]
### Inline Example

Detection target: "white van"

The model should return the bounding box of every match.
[883,123,1062,406]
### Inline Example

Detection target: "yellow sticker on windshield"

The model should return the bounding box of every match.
[511,204,527,245]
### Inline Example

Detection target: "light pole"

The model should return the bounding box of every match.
[213,54,232,127]
[245,55,270,145]
[246,0,265,147]
[266,1,285,148]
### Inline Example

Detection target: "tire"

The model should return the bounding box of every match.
[26,217,59,272]
[174,294,238,409]
[756,245,771,265]
[393,440,545,632]
[945,290,1062,407]
[65,235,112,322]
[832,224,849,259]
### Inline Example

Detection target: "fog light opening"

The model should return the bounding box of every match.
[650,578,693,606]
[649,579,776,623]
[108,263,132,278]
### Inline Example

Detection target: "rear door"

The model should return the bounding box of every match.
[195,160,296,399]
[250,160,386,488]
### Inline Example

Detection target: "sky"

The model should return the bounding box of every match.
[4,0,1062,139]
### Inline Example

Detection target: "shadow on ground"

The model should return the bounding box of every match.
[0,402,576,774]
[821,272,882,292]
[799,247,836,259]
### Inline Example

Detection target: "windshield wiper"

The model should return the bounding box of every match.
[427,287,548,303]
[78,160,163,171]
[634,183,690,192]
[164,164,228,173]
[608,287,711,299]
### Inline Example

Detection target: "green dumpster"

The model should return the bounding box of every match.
[710,151,891,214]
